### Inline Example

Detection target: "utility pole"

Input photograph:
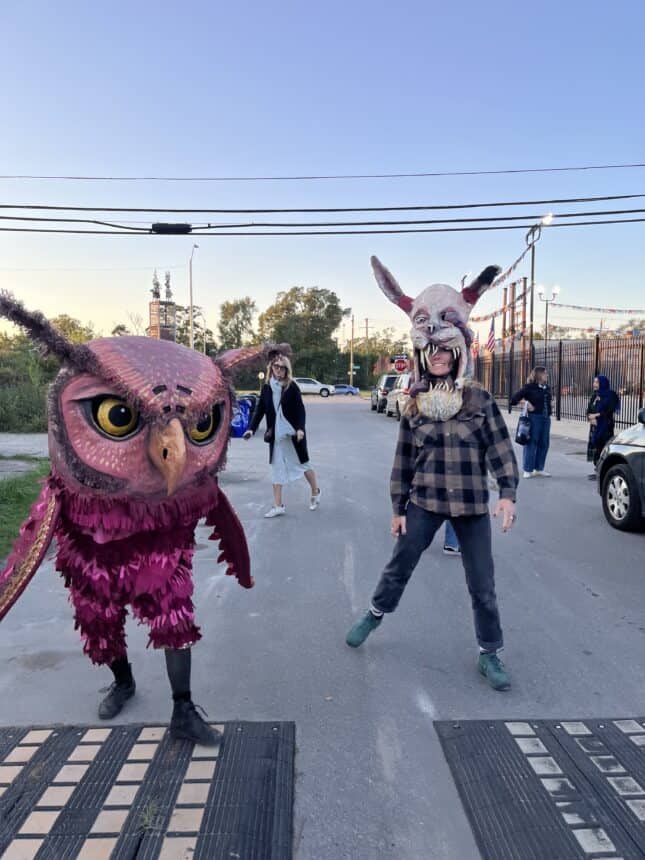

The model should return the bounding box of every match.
[349,315,355,387]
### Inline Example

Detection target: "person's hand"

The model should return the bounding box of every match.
[525,401,535,412]
[391,515,407,537]
[296,429,305,442]
[243,430,253,440]
[493,499,516,532]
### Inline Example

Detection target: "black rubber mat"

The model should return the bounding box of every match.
[435,718,645,860]
[0,721,294,860]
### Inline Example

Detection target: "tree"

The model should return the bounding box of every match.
[174,305,216,353]
[111,324,130,337]
[217,297,257,350]
[50,314,96,343]
[258,287,349,378]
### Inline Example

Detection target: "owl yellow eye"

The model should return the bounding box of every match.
[188,405,222,445]
[92,396,140,438]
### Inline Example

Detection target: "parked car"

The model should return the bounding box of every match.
[597,407,645,531]
[385,373,412,419]
[293,377,336,397]
[334,384,360,395]
[371,373,398,413]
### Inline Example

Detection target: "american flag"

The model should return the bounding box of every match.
[486,318,496,352]
[471,329,480,358]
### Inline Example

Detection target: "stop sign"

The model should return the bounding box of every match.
[394,358,408,373]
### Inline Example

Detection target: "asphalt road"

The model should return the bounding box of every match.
[1,400,644,859]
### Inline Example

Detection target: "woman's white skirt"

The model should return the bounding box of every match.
[271,436,312,485]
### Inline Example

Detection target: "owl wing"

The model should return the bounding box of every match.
[0,479,61,622]
[205,488,254,589]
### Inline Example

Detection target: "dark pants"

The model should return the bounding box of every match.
[523,414,550,472]
[371,502,503,652]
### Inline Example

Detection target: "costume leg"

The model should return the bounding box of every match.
[130,550,202,652]
[451,514,503,652]
[165,647,192,702]
[371,503,443,613]
[165,648,222,746]
[65,567,129,666]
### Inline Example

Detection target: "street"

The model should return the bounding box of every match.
[1,399,644,859]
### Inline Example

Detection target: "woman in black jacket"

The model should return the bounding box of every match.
[244,354,321,517]
[510,365,553,478]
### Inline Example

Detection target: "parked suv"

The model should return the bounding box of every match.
[385,373,412,419]
[293,377,336,397]
[371,373,398,413]
[597,407,645,531]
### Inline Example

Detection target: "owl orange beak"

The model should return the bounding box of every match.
[149,418,187,496]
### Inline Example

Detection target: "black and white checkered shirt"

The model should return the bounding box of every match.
[390,386,519,516]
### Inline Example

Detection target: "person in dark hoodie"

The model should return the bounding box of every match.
[510,366,552,479]
[586,374,620,479]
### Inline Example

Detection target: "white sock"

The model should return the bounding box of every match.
[369,605,384,618]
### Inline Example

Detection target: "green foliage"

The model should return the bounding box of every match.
[0,333,58,431]
[259,287,349,353]
[0,460,51,559]
[173,305,216,352]
[217,297,257,350]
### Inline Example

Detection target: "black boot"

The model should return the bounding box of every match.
[98,657,136,720]
[165,648,221,746]
[170,699,221,746]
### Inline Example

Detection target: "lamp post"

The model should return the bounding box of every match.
[538,284,560,358]
[526,213,553,364]
[188,244,199,350]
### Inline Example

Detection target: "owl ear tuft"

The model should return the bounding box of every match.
[215,342,292,374]
[0,291,79,363]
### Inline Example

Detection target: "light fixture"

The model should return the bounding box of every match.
[541,213,554,226]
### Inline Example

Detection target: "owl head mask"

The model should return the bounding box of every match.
[0,290,284,500]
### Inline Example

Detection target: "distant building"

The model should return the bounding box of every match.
[147,270,177,341]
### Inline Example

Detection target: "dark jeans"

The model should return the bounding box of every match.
[523,414,550,472]
[372,503,503,652]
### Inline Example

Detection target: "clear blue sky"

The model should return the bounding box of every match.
[1,0,643,345]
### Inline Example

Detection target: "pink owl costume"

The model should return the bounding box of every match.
[345,258,520,692]
[0,292,286,744]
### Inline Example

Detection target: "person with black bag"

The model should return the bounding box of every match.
[244,353,321,517]
[510,366,553,479]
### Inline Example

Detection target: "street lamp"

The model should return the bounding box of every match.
[188,244,199,350]
[193,308,208,354]
[538,284,560,355]
[526,213,554,361]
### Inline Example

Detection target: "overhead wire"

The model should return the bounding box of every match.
[1,192,644,215]
[0,162,643,182]
[1,217,644,236]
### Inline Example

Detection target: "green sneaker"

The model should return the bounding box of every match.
[478,652,511,691]
[346,611,383,648]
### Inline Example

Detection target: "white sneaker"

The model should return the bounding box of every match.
[534,470,552,477]
[309,488,321,510]
[264,505,286,518]
[522,471,534,479]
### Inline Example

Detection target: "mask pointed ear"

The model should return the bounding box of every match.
[461,265,501,306]
[0,290,78,363]
[215,342,292,374]
[371,256,414,314]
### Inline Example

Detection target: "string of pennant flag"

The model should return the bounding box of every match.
[550,302,645,314]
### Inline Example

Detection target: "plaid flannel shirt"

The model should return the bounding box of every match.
[390,387,519,516]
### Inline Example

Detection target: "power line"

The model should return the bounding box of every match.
[0,217,643,236]
[0,162,643,182]
[3,207,645,232]
[1,192,643,215]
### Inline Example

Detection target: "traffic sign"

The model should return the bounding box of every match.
[394,358,408,372]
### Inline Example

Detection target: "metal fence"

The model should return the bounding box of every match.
[473,335,645,427]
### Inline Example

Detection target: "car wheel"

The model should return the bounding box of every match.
[320,388,329,397]
[602,464,643,531]
[371,400,377,411]
[377,400,385,413]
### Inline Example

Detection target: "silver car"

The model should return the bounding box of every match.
[385,373,411,419]
[293,377,336,397]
